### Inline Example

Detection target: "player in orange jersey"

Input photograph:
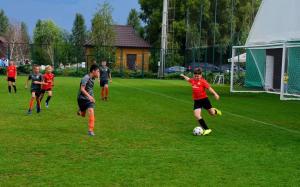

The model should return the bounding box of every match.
[6,60,17,93]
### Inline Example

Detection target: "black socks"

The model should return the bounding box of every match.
[46,96,52,104]
[198,119,209,130]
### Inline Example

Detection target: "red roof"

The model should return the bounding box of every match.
[86,25,151,48]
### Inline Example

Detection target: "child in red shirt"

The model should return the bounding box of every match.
[40,65,55,108]
[6,60,17,93]
[181,68,222,135]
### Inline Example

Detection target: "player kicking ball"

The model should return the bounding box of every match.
[180,68,222,135]
[40,65,54,108]
[25,65,45,114]
[77,64,100,136]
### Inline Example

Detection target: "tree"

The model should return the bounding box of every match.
[91,1,115,62]
[0,9,9,35]
[6,22,22,60]
[127,9,144,37]
[33,20,62,66]
[71,13,87,63]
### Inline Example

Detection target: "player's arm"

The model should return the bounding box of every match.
[109,69,112,83]
[15,68,17,80]
[33,76,46,85]
[180,74,190,81]
[80,85,95,103]
[25,75,31,89]
[208,87,220,100]
[98,71,101,83]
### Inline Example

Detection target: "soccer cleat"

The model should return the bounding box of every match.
[214,108,222,116]
[203,129,212,135]
[27,110,32,115]
[45,102,49,108]
[77,110,81,116]
[88,131,95,136]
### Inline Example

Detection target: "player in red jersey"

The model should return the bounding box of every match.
[181,68,222,135]
[40,65,55,108]
[6,60,17,93]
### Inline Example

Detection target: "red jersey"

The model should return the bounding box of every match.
[42,73,54,90]
[188,78,210,100]
[7,65,17,78]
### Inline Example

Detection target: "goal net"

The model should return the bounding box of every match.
[230,43,300,100]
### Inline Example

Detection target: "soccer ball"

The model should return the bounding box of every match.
[193,126,204,136]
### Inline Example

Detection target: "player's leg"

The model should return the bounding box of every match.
[87,107,95,136]
[45,90,52,107]
[100,81,105,100]
[77,99,86,117]
[39,90,45,103]
[28,92,36,114]
[194,108,209,130]
[35,92,41,113]
[194,99,212,135]
[12,80,16,93]
[104,83,109,100]
[8,80,12,93]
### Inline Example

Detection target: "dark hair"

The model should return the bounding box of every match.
[194,68,202,75]
[90,64,99,72]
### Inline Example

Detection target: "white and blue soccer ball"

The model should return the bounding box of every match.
[193,126,204,136]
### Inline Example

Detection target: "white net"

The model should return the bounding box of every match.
[281,45,300,100]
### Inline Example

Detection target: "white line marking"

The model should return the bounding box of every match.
[115,82,300,135]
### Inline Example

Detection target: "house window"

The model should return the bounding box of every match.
[127,54,137,70]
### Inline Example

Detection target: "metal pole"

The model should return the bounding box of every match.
[213,0,218,65]
[142,52,145,78]
[280,43,287,100]
[159,0,168,78]
[230,47,235,92]
[198,4,203,64]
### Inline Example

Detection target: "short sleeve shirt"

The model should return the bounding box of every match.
[188,78,210,100]
[7,65,17,78]
[100,66,110,81]
[42,73,55,90]
[78,74,95,100]
[28,73,43,91]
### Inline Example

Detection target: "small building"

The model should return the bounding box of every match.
[85,25,151,71]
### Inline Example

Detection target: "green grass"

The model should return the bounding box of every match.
[0,76,299,186]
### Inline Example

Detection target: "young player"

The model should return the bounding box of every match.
[99,60,112,101]
[6,60,17,93]
[77,64,100,136]
[180,68,222,135]
[40,65,55,108]
[25,65,44,114]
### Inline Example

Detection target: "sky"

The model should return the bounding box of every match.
[0,0,141,36]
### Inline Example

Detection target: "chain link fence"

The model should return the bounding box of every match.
[0,42,233,82]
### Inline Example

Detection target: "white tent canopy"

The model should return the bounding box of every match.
[246,0,300,46]
[228,53,246,63]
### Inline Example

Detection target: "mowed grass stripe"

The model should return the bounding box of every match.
[113,79,300,135]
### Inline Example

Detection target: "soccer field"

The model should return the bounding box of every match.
[0,76,299,186]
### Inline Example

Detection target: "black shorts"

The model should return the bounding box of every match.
[100,80,108,87]
[31,89,41,97]
[193,98,212,110]
[41,88,52,93]
[7,77,15,82]
[77,98,95,112]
